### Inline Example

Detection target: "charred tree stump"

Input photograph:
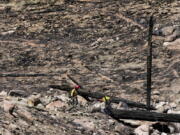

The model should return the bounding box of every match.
[105,107,180,123]
[49,85,155,110]
[147,14,154,111]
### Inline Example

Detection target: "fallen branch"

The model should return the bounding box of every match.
[66,74,84,89]
[105,106,180,123]
[116,13,145,30]
[0,73,57,77]
[49,85,155,110]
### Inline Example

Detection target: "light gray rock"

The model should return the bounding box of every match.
[40,95,52,105]
[167,110,180,133]
[2,100,15,113]
[152,90,160,96]
[1,30,15,36]
[2,129,13,135]
[161,26,175,36]
[17,119,29,127]
[89,102,105,113]
[155,102,167,109]
[27,94,41,107]
[72,118,95,131]
[121,120,144,127]
[163,38,180,50]
[55,94,70,103]
[77,95,88,106]
[111,102,129,110]
[0,91,7,96]
[8,123,19,131]
[114,124,125,132]
[151,129,160,135]
[46,100,68,110]
[165,27,180,42]
[161,133,167,135]
[134,124,152,135]
[169,103,177,109]
[16,107,34,122]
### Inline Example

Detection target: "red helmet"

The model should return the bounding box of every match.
[74,85,80,89]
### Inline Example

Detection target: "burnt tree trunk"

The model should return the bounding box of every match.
[147,15,154,111]
[105,106,180,123]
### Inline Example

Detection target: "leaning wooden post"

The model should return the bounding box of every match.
[147,15,154,111]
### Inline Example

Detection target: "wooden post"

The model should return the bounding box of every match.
[147,15,154,111]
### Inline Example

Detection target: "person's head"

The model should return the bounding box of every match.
[98,96,110,102]
[74,85,80,90]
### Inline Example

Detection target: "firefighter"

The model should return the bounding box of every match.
[69,85,80,105]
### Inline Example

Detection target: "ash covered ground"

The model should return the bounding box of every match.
[0,0,180,134]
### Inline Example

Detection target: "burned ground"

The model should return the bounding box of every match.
[0,0,180,134]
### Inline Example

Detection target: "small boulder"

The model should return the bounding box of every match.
[27,94,41,107]
[72,118,95,131]
[152,90,160,96]
[16,108,34,122]
[165,28,180,42]
[77,95,88,106]
[114,102,129,110]
[0,91,7,96]
[89,102,105,113]
[2,129,13,135]
[134,124,152,135]
[55,94,70,102]
[2,100,15,114]
[163,38,180,51]
[46,100,68,110]
[161,26,175,36]
[167,110,180,133]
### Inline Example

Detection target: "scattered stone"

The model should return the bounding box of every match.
[40,95,52,105]
[16,108,34,122]
[8,123,19,131]
[161,133,167,135]
[163,38,180,51]
[151,129,160,135]
[134,124,152,135]
[2,129,13,135]
[89,102,105,113]
[169,103,177,109]
[55,94,70,103]
[0,91,8,96]
[165,28,180,42]
[46,100,68,110]
[167,110,180,133]
[161,26,175,36]
[72,118,95,131]
[36,103,45,109]
[27,94,41,107]
[0,30,15,36]
[17,119,29,127]
[121,120,143,127]
[112,102,129,110]
[2,100,15,114]
[114,124,125,133]
[77,95,88,106]
[152,90,160,96]
[8,90,27,97]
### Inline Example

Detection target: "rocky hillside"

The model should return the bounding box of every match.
[0,0,180,134]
